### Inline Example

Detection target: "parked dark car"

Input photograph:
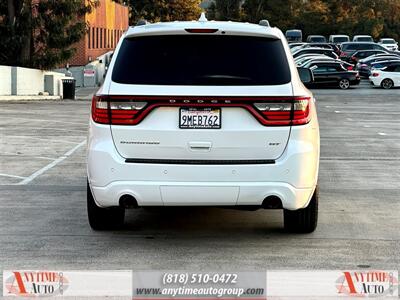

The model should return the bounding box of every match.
[340,42,389,61]
[349,50,388,63]
[356,55,400,77]
[307,62,361,89]
[306,35,327,43]
[293,48,338,59]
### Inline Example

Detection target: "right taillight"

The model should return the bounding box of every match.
[292,97,311,125]
[372,72,380,77]
[254,96,311,126]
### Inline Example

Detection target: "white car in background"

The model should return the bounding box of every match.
[87,15,320,233]
[378,38,399,51]
[369,63,400,89]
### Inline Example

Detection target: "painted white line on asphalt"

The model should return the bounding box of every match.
[378,132,388,136]
[4,127,88,133]
[0,152,57,161]
[330,111,400,115]
[17,140,86,185]
[0,116,87,126]
[0,173,26,179]
[5,136,84,145]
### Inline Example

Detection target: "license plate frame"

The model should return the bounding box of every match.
[179,107,221,129]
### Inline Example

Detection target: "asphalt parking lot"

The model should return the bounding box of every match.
[0,81,399,277]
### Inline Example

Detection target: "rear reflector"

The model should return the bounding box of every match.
[91,96,312,126]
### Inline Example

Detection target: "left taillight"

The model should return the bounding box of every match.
[91,95,109,124]
[91,95,147,125]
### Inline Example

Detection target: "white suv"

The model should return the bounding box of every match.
[87,16,320,233]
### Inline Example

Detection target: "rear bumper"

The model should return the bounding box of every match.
[87,112,319,210]
[369,77,381,86]
[91,181,315,210]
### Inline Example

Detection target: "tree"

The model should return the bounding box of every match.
[0,0,97,69]
[207,0,242,21]
[129,0,202,24]
[242,0,302,28]
[241,0,400,41]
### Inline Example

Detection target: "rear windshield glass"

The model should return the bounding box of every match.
[357,37,373,42]
[310,37,326,42]
[112,35,291,85]
[333,37,348,43]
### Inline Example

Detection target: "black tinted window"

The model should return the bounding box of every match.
[112,35,291,85]
[333,37,348,43]
[343,44,374,50]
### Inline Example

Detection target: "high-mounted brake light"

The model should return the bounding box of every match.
[91,96,312,126]
[185,29,218,33]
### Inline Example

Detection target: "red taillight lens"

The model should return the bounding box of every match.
[91,95,110,124]
[340,51,346,57]
[292,97,311,125]
[91,96,147,125]
[254,96,311,126]
[109,101,147,125]
[91,96,311,126]
[372,72,380,77]
[347,66,353,70]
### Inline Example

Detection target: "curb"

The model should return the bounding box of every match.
[0,96,61,101]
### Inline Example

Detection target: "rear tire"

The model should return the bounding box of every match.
[381,78,394,89]
[339,78,350,89]
[284,186,318,233]
[87,180,125,230]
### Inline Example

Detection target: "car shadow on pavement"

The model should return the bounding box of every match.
[119,207,286,236]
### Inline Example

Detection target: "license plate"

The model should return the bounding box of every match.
[179,108,221,129]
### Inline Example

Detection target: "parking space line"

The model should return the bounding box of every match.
[0,173,27,179]
[4,127,88,133]
[4,136,84,145]
[17,140,86,185]
[0,152,57,160]
[0,116,88,126]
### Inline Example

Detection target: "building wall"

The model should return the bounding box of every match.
[68,0,129,66]
[0,66,12,95]
[15,67,44,95]
[0,66,66,96]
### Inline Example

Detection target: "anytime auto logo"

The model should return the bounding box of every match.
[4,271,69,297]
[336,271,398,297]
